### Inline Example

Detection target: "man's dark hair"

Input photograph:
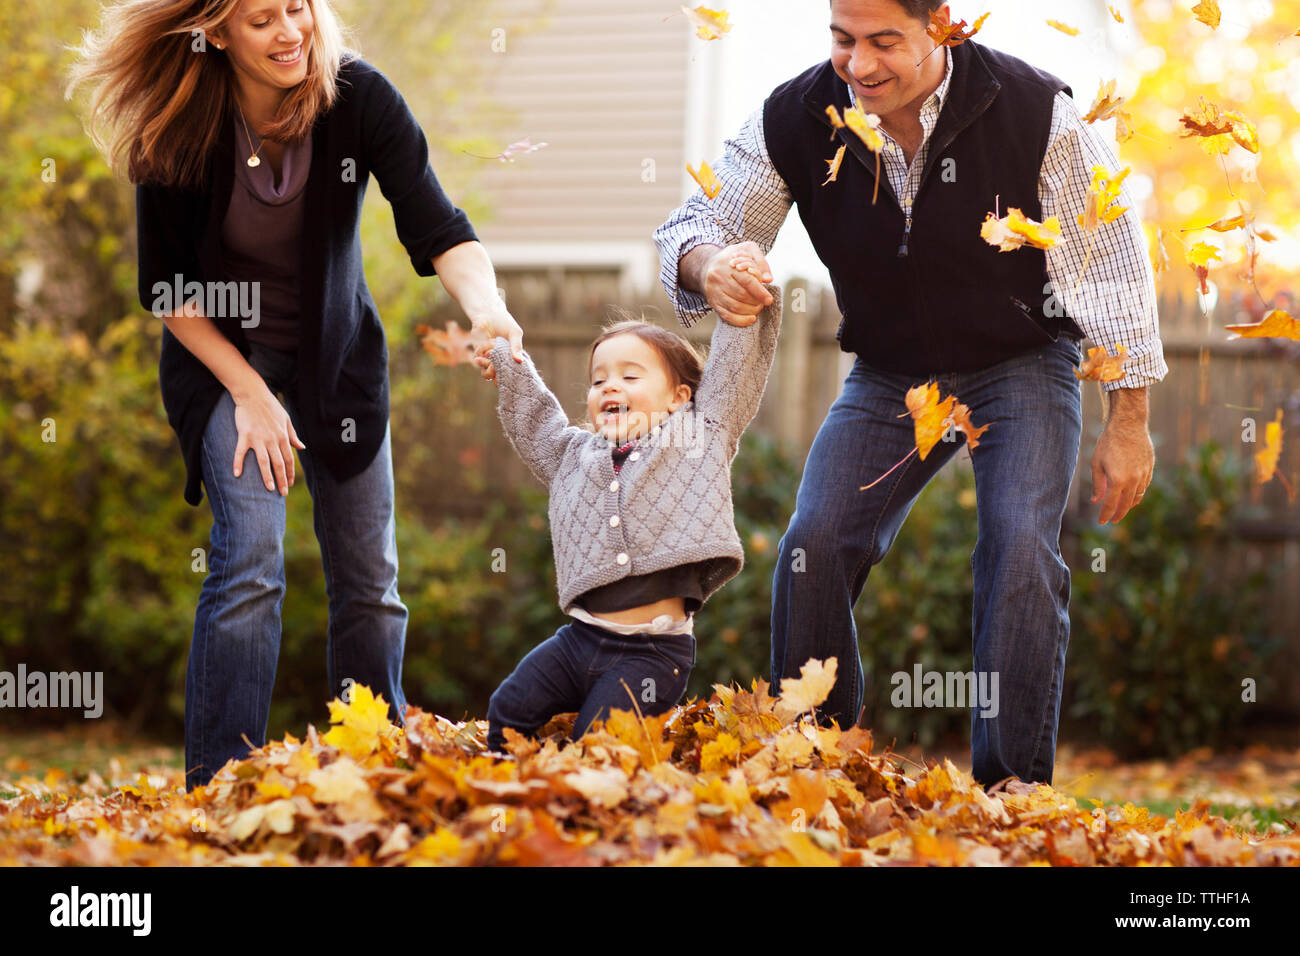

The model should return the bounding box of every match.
[830,0,946,23]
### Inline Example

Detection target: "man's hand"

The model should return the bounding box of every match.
[683,241,775,327]
[1090,386,1154,525]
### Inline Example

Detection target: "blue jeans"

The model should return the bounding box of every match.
[486,618,696,752]
[770,337,1083,787]
[185,343,408,790]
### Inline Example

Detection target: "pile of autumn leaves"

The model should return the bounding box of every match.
[3,660,1298,866]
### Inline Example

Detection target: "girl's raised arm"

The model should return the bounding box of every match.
[694,284,783,442]
[487,339,590,486]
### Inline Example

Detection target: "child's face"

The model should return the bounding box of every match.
[587,333,692,444]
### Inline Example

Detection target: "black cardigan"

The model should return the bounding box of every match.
[135,56,478,506]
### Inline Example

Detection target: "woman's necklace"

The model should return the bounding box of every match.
[235,101,265,168]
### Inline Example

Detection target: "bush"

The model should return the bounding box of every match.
[1062,442,1282,758]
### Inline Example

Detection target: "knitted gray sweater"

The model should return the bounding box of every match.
[488,287,782,616]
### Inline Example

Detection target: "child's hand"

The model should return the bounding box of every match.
[472,342,499,384]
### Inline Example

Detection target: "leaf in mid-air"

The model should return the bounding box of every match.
[773,657,838,724]
[925,9,991,47]
[1046,19,1081,36]
[1192,0,1221,29]
[416,322,490,366]
[981,207,1064,251]
[1224,310,1300,341]
[1082,80,1134,143]
[1255,410,1283,483]
[1185,242,1222,294]
[822,144,847,186]
[681,5,731,40]
[686,160,722,199]
[1078,165,1131,233]
[1075,345,1130,382]
[1179,98,1259,155]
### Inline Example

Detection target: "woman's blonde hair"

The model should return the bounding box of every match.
[65,0,359,189]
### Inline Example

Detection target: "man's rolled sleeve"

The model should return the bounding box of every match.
[1040,91,1169,393]
[652,107,793,328]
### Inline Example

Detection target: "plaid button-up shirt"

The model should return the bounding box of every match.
[654,48,1168,392]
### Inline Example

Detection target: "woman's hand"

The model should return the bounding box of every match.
[232,385,307,496]
[469,309,524,384]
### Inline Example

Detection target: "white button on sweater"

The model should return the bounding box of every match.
[488,287,783,615]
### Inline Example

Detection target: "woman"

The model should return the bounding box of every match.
[67,0,522,789]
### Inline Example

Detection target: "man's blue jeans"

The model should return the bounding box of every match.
[771,337,1083,787]
[185,343,408,790]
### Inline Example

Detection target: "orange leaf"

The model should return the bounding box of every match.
[950,401,990,451]
[1224,310,1300,340]
[822,144,847,186]
[925,10,991,47]
[1075,345,1130,383]
[416,322,490,366]
[905,382,956,460]
[1108,5,1125,23]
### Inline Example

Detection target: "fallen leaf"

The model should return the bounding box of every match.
[774,658,838,724]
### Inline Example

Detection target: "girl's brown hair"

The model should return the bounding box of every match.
[65,0,358,190]
[582,317,706,430]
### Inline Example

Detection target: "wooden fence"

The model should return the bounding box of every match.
[401,269,1299,704]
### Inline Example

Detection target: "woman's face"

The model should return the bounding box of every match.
[587,334,691,445]
[212,1,314,99]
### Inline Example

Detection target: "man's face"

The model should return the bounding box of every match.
[829,0,948,124]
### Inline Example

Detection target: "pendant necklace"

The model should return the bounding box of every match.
[235,101,265,168]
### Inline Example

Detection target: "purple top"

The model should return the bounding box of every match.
[219,111,312,351]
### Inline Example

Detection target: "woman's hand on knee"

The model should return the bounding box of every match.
[232,386,306,496]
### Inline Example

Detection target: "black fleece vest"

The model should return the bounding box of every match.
[763,40,1084,376]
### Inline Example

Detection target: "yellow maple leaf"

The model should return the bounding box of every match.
[700,732,741,772]
[1082,80,1134,143]
[1185,241,1222,294]
[1075,345,1130,382]
[1224,310,1300,341]
[1046,19,1080,36]
[1192,0,1221,29]
[905,382,956,459]
[840,104,884,153]
[686,161,722,200]
[1078,165,1131,232]
[323,684,397,760]
[681,5,731,41]
[1179,98,1258,155]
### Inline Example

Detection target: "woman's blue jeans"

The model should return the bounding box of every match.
[770,337,1083,787]
[185,343,408,790]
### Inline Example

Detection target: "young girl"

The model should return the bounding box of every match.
[476,282,783,752]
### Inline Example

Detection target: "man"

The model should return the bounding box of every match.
[653,0,1167,787]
